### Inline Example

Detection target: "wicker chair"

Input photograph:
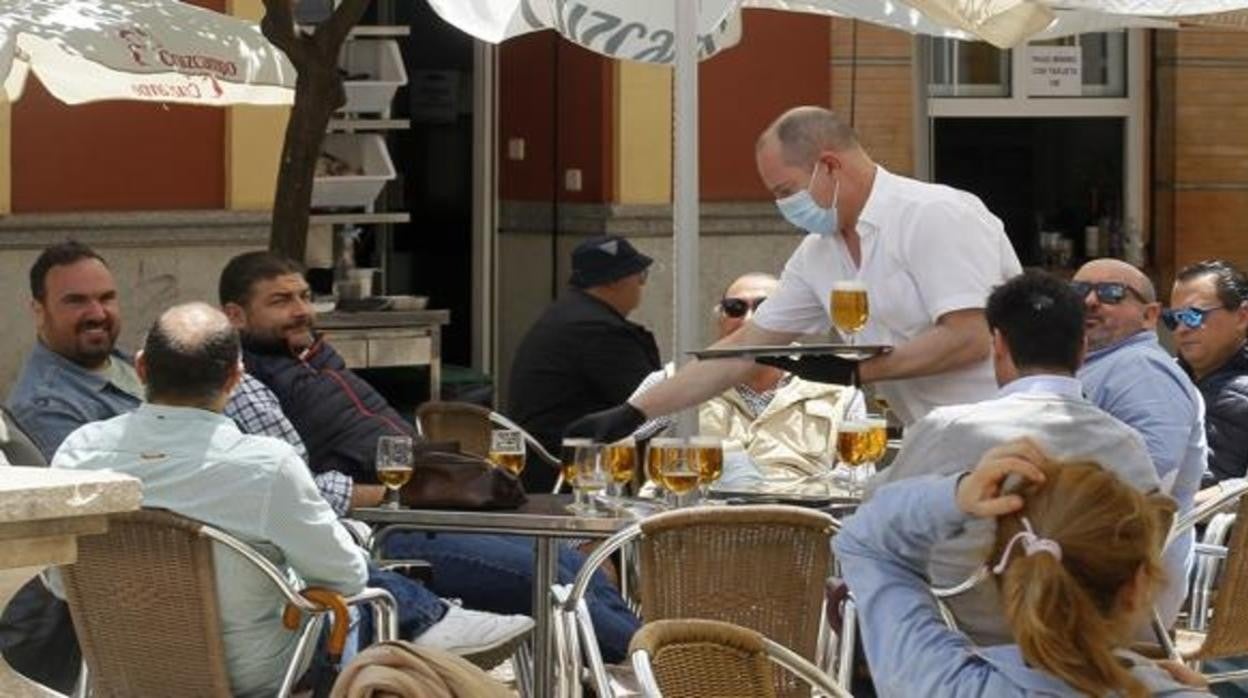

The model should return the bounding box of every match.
[60,509,398,698]
[556,505,837,698]
[630,619,851,698]
[1140,479,1248,683]
[415,401,563,492]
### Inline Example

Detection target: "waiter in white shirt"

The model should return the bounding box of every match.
[567,105,1022,441]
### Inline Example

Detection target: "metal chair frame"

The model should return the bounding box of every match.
[555,507,838,698]
[67,510,398,698]
[630,619,853,698]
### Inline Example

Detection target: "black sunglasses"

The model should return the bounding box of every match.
[719,296,766,318]
[1069,281,1147,305]
[1161,306,1226,331]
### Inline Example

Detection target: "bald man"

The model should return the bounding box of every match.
[568,105,1021,443]
[1071,258,1207,628]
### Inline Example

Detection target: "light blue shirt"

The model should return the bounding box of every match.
[6,341,141,461]
[835,475,1211,698]
[1079,331,1207,510]
[50,404,368,698]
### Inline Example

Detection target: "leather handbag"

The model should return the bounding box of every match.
[400,443,527,510]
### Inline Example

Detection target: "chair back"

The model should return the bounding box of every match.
[637,505,835,697]
[60,509,233,698]
[631,619,775,698]
[1,407,46,466]
[1194,496,1248,660]
[416,401,493,458]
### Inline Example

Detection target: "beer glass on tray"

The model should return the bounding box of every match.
[830,279,869,345]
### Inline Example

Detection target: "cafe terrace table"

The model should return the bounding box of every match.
[354,494,635,698]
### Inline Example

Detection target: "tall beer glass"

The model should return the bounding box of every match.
[830,280,869,345]
[602,438,638,501]
[561,437,592,507]
[836,421,871,496]
[376,435,414,510]
[688,436,724,501]
[646,437,684,503]
[660,445,700,508]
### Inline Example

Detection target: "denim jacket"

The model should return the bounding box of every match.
[5,342,140,461]
[834,475,1211,697]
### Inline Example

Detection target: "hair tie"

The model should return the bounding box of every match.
[991,516,1062,574]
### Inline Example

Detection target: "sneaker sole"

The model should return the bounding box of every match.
[457,624,534,670]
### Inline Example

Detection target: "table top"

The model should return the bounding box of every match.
[0,467,141,524]
[354,494,637,539]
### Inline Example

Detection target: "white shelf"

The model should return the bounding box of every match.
[328,118,410,131]
[310,212,411,226]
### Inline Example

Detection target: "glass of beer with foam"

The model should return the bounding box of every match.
[830,279,869,345]
[688,435,724,501]
[376,435,414,510]
[488,429,526,478]
[836,421,871,496]
[602,438,638,501]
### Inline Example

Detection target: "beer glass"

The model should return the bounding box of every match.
[660,445,700,508]
[688,435,724,501]
[601,438,638,501]
[488,429,526,477]
[861,416,888,492]
[836,421,871,496]
[561,437,592,507]
[646,437,684,504]
[830,280,869,345]
[376,435,414,510]
[569,443,608,516]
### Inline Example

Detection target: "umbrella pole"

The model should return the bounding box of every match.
[672,0,700,437]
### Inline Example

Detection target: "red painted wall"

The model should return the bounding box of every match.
[498,33,613,203]
[11,0,228,213]
[700,10,831,201]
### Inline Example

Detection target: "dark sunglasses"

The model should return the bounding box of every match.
[1069,281,1146,305]
[719,296,766,318]
[1161,306,1225,331]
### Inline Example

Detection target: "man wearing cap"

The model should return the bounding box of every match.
[508,234,660,492]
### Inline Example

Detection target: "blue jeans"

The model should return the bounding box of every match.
[356,563,446,644]
[382,532,641,662]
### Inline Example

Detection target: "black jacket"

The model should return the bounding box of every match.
[507,289,661,492]
[1183,344,1248,487]
[244,338,416,483]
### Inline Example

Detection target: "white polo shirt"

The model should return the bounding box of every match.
[752,166,1021,424]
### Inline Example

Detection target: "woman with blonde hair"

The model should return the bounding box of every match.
[835,438,1210,697]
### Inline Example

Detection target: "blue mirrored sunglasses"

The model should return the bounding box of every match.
[1162,306,1224,331]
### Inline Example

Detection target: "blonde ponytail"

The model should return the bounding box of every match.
[992,461,1174,698]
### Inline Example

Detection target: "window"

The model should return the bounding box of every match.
[927,31,1126,99]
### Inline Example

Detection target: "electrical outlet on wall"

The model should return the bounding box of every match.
[564,168,583,192]
[507,137,525,161]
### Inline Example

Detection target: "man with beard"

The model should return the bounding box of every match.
[8,242,141,460]
[218,251,641,663]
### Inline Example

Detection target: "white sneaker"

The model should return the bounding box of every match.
[413,604,534,669]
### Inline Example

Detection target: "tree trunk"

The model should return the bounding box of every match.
[260,0,373,262]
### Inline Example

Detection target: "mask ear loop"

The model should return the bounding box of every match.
[808,161,841,215]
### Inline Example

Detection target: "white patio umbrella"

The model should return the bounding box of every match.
[427,0,1248,431]
[0,0,294,106]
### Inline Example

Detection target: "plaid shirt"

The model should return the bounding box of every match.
[225,373,353,516]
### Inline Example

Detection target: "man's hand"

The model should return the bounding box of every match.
[955,438,1048,518]
[754,355,858,385]
[564,403,647,443]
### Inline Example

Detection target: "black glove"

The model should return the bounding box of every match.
[564,403,647,443]
[755,354,859,385]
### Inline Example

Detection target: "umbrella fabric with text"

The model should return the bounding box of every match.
[0,0,294,106]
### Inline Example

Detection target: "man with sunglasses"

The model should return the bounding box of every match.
[1169,260,1248,493]
[508,234,660,493]
[1072,258,1207,626]
[566,106,1020,443]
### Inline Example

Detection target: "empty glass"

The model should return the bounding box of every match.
[568,443,608,516]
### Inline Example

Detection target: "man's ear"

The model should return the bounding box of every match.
[134,350,148,386]
[222,359,243,395]
[222,302,246,328]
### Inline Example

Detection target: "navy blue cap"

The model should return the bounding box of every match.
[569,235,653,289]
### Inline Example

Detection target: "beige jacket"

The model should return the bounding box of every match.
[699,377,856,479]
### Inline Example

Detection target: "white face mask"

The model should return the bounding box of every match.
[774,162,839,236]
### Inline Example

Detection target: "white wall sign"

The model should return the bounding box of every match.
[1027,46,1082,96]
